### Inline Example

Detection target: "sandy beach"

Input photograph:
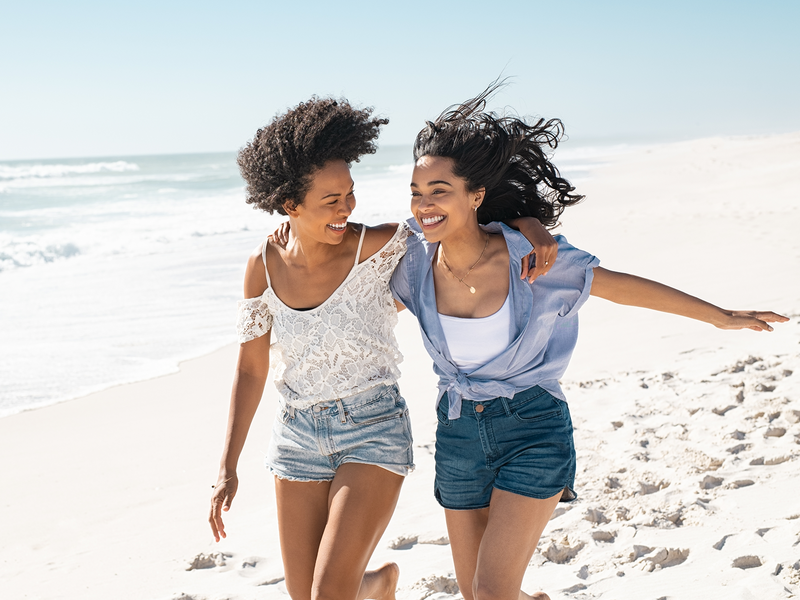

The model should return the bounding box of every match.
[2,133,799,600]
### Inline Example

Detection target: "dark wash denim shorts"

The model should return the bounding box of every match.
[434,385,577,510]
[267,383,414,481]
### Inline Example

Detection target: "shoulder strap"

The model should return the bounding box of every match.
[353,225,367,267]
[261,239,271,287]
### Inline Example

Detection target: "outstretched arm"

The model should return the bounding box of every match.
[590,267,789,331]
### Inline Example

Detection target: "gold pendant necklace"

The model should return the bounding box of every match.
[439,233,489,294]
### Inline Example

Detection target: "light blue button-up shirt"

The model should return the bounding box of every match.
[390,219,600,420]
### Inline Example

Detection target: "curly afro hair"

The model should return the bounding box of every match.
[238,97,388,215]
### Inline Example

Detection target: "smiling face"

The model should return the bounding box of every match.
[410,155,484,244]
[285,159,355,244]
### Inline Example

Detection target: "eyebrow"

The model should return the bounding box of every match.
[409,180,454,188]
[320,182,355,200]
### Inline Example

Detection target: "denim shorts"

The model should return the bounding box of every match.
[266,383,414,481]
[434,385,577,510]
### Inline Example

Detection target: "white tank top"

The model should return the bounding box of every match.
[438,294,513,372]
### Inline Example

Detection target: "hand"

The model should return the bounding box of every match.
[269,221,291,247]
[209,472,238,542]
[716,310,789,332]
[510,218,557,282]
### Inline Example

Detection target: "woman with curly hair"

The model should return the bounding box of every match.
[390,85,788,600]
[208,96,555,600]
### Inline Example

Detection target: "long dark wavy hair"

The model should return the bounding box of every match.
[413,81,583,227]
[238,97,388,215]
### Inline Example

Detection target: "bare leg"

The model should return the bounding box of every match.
[275,477,331,600]
[312,463,404,600]
[444,507,489,600]
[445,489,560,600]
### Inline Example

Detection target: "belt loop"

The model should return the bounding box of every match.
[288,405,295,419]
[500,396,512,416]
[336,398,346,423]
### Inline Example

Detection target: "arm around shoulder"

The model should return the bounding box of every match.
[502,217,558,282]
[590,267,789,332]
[360,222,401,261]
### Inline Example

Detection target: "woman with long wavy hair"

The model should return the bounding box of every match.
[390,84,788,600]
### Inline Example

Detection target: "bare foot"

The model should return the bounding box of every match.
[359,562,399,600]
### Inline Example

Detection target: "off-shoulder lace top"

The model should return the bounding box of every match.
[236,222,410,408]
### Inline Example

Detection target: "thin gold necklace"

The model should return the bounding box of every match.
[439,233,489,294]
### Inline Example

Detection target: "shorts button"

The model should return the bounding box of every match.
[475,404,485,413]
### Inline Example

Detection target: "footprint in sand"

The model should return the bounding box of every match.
[713,534,733,550]
[550,505,571,520]
[728,479,755,489]
[732,555,763,569]
[639,480,669,495]
[629,546,690,571]
[591,530,617,543]
[584,508,610,525]
[699,475,723,490]
[726,443,750,454]
[231,556,285,585]
[389,533,450,550]
[407,574,459,598]
[776,560,800,587]
[785,410,800,424]
[543,536,586,564]
[765,426,787,437]
[185,552,230,571]
[389,534,418,549]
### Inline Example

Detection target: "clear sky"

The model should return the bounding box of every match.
[1,0,798,160]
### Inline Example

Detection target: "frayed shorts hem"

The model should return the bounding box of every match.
[270,459,414,483]
[434,484,578,511]
[270,469,334,483]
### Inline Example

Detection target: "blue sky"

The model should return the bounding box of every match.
[1,0,798,160]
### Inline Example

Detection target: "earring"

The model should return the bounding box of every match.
[473,205,479,212]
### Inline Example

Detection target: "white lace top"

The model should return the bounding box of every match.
[236,223,410,408]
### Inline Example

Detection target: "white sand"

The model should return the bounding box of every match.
[2,133,798,600]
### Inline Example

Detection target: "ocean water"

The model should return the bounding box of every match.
[0,142,631,417]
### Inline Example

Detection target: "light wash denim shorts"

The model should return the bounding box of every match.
[266,383,414,481]
[434,385,577,510]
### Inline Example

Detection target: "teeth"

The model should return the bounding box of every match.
[422,215,445,225]
[328,222,346,230]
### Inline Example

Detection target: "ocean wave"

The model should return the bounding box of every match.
[0,240,81,271]
[0,161,140,181]
[0,172,230,195]
[191,225,251,238]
